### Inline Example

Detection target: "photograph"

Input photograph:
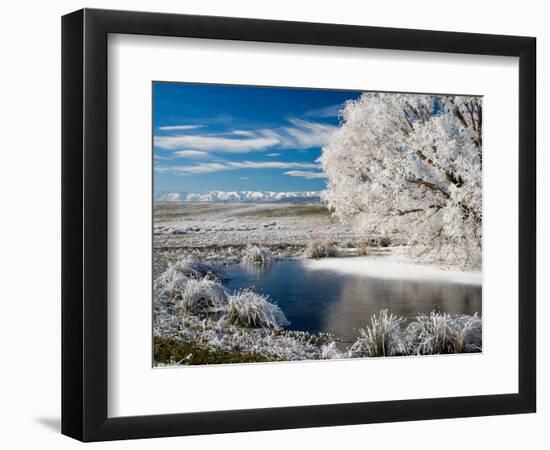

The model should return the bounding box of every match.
[152,82,483,366]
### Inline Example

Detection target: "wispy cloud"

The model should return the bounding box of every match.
[266,153,280,157]
[165,162,228,174]
[158,124,204,131]
[285,170,327,179]
[303,103,343,118]
[154,154,174,160]
[173,150,211,158]
[228,161,319,170]
[230,130,256,137]
[157,160,321,175]
[154,134,280,153]
[153,118,337,154]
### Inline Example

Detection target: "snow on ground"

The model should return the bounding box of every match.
[304,256,482,285]
[154,202,361,251]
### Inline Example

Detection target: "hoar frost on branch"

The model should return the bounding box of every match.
[320,92,482,269]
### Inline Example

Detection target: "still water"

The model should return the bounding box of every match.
[225,258,481,343]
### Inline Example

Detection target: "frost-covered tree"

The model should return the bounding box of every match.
[320,92,482,269]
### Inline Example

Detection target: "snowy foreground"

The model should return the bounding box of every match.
[153,202,482,365]
[153,256,482,366]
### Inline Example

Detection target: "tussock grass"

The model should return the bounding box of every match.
[154,257,227,300]
[349,310,482,358]
[227,289,289,329]
[178,278,228,317]
[406,312,482,354]
[349,310,406,357]
[243,246,273,265]
[304,240,338,258]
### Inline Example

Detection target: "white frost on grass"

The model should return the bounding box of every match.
[178,278,228,316]
[227,289,289,329]
[304,256,482,285]
[303,240,339,259]
[243,246,273,265]
[406,311,482,354]
[348,310,407,357]
[154,257,227,287]
[348,309,482,358]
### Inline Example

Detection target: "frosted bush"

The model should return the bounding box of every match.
[178,278,228,317]
[153,257,227,302]
[406,311,481,354]
[226,289,289,329]
[154,269,189,302]
[154,257,227,298]
[321,341,344,359]
[349,310,407,357]
[448,313,482,353]
[406,311,451,355]
[304,240,338,259]
[243,246,273,265]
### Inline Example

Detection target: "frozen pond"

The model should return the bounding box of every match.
[225,258,482,343]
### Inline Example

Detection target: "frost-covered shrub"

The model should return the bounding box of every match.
[349,310,406,357]
[448,313,482,353]
[406,311,481,354]
[154,268,189,303]
[243,246,273,265]
[153,257,227,306]
[154,257,227,297]
[226,289,289,329]
[304,240,338,259]
[178,278,228,317]
[321,341,344,359]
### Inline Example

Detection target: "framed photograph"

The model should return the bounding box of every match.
[62,8,536,442]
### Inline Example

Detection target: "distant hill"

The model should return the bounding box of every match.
[154,190,322,203]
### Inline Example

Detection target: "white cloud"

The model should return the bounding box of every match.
[157,124,203,131]
[230,130,256,137]
[169,163,228,174]
[303,103,343,118]
[227,161,319,170]
[239,177,249,180]
[154,154,173,160]
[154,134,280,153]
[163,160,321,175]
[280,118,336,149]
[153,119,337,154]
[174,150,211,158]
[285,170,327,179]
[266,153,280,157]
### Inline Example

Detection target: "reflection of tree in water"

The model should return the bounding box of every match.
[240,261,274,276]
[322,276,482,343]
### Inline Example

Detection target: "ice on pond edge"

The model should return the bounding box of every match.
[303,256,482,286]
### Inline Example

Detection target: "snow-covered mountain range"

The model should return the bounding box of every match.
[155,190,321,203]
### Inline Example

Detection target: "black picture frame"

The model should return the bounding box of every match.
[62,8,536,442]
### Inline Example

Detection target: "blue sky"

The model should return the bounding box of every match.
[153,82,361,193]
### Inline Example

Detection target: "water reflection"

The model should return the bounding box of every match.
[239,261,274,276]
[225,259,481,341]
[322,275,481,342]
